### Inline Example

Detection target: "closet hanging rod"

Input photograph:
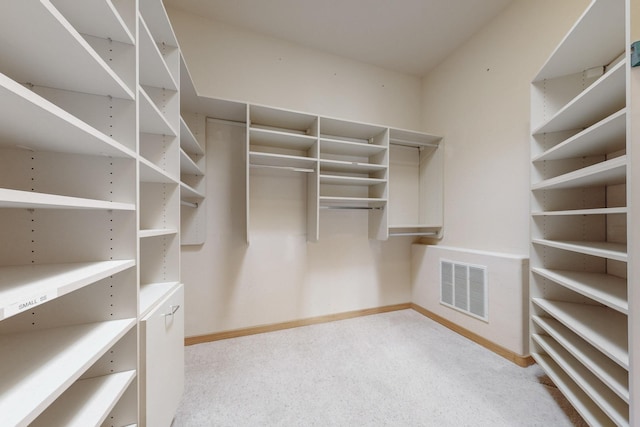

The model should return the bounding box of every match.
[320,205,383,211]
[251,164,315,173]
[181,200,199,208]
[389,138,439,149]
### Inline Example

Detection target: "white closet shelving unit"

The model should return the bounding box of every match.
[388,128,443,238]
[138,0,184,425]
[529,0,632,425]
[0,0,138,425]
[179,57,206,245]
[238,103,443,243]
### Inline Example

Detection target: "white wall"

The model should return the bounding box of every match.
[413,0,590,355]
[167,8,423,337]
[420,0,590,255]
[167,7,422,130]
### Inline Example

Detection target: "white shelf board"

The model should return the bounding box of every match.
[0,1,134,99]
[320,174,386,186]
[320,138,387,157]
[140,281,180,317]
[534,316,629,403]
[533,109,626,162]
[533,60,626,135]
[139,0,179,45]
[532,267,627,314]
[0,73,135,158]
[319,196,386,208]
[180,149,203,175]
[534,0,624,81]
[533,298,628,369]
[250,151,317,170]
[532,239,627,262]
[533,334,628,425]
[389,128,441,147]
[139,228,178,239]
[250,127,317,151]
[0,260,135,321]
[180,182,204,199]
[0,318,136,427]
[320,117,387,140]
[532,207,627,216]
[180,117,204,156]
[320,159,386,174]
[250,105,317,132]
[138,14,178,91]
[532,156,626,191]
[0,188,135,211]
[139,87,178,136]
[139,157,178,184]
[50,0,134,44]
[30,370,136,427]
[532,353,616,427]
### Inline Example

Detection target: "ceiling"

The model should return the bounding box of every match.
[164,0,513,77]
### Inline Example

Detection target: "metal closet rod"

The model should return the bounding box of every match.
[321,205,383,211]
[181,200,199,208]
[389,231,438,237]
[251,164,315,173]
[389,138,439,149]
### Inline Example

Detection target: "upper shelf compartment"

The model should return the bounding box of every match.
[0,1,134,100]
[139,14,179,91]
[533,0,624,81]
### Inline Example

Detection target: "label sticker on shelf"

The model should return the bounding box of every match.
[5,290,58,317]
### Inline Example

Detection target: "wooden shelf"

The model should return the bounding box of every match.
[180,182,204,199]
[320,175,385,186]
[533,60,626,135]
[533,0,624,81]
[532,207,627,216]
[250,151,317,171]
[532,155,626,191]
[180,149,203,175]
[320,117,387,141]
[250,127,317,151]
[139,228,178,239]
[389,128,441,148]
[0,188,135,211]
[30,370,136,427]
[534,316,629,403]
[532,267,627,314]
[533,334,628,425]
[533,109,626,162]
[0,260,135,321]
[0,319,136,426]
[250,105,316,133]
[180,117,203,156]
[319,196,386,208]
[320,138,387,157]
[139,86,177,136]
[139,281,180,317]
[138,15,178,91]
[532,238,627,262]
[0,73,136,158]
[320,159,386,174]
[0,1,134,99]
[532,353,616,427]
[139,0,179,45]
[50,0,135,44]
[533,298,628,369]
[139,157,178,184]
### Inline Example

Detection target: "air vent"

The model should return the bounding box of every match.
[440,260,488,321]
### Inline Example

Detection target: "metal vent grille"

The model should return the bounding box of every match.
[440,260,488,321]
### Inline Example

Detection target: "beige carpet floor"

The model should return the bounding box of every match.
[173,309,586,426]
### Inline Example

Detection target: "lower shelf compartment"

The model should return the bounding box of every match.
[0,318,136,426]
[30,370,136,427]
[533,353,617,427]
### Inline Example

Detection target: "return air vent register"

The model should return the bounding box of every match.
[440,260,488,321]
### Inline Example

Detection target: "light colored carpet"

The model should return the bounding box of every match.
[173,309,586,426]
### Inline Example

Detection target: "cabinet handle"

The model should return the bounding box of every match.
[163,304,180,317]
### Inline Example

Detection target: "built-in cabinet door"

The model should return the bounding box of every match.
[141,283,184,427]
